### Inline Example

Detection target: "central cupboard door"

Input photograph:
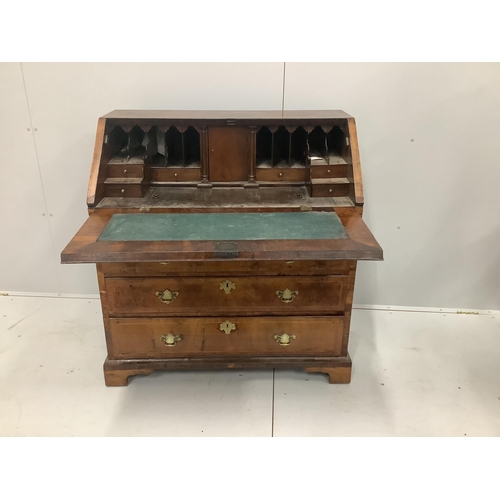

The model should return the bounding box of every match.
[208,127,249,181]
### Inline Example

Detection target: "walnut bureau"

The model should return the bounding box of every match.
[61,110,383,386]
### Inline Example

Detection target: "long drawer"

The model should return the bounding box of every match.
[101,260,352,277]
[108,316,344,359]
[105,276,348,316]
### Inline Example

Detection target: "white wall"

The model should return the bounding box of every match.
[1,62,499,310]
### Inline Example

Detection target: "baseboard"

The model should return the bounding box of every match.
[353,304,499,316]
[1,291,498,316]
[0,291,100,300]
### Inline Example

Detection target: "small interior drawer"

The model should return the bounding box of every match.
[310,165,348,179]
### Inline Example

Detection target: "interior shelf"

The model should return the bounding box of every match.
[309,125,347,165]
[107,125,200,168]
[256,127,272,167]
[256,125,347,168]
[97,185,355,209]
[290,127,308,167]
[106,126,146,164]
[272,126,290,167]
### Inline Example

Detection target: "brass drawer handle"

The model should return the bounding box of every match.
[274,333,296,346]
[219,279,236,295]
[276,288,298,303]
[160,334,182,347]
[220,321,236,335]
[155,288,179,304]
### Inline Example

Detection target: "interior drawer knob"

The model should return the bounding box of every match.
[220,321,236,335]
[219,279,236,294]
[155,288,179,304]
[276,288,299,303]
[160,334,182,347]
[274,333,296,346]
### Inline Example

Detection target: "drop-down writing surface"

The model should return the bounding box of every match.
[61,208,383,263]
[98,212,348,242]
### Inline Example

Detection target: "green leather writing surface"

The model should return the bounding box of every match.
[98,212,347,242]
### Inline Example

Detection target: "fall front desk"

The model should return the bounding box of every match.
[62,110,382,386]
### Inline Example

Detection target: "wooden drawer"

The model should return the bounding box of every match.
[311,183,350,198]
[104,183,145,198]
[105,275,348,316]
[256,167,308,182]
[150,167,201,182]
[310,165,348,179]
[107,164,144,178]
[108,316,344,359]
[101,260,352,277]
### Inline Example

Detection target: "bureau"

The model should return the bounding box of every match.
[61,110,383,386]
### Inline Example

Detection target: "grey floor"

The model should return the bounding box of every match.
[1,295,499,436]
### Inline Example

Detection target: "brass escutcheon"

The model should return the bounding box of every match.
[155,288,179,304]
[274,333,296,346]
[220,321,236,335]
[219,279,236,295]
[160,334,182,347]
[276,288,298,303]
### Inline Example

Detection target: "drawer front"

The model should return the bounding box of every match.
[101,260,352,277]
[256,167,308,182]
[104,184,144,198]
[106,276,348,316]
[311,183,350,198]
[150,167,201,182]
[310,165,348,179]
[107,164,144,178]
[108,316,344,359]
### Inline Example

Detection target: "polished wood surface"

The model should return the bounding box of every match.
[102,109,353,120]
[104,367,153,387]
[103,182,145,198]
[103,354,352,386]
[304,363,351,383]
[208,127,249,182]
[256,167,308,182]
[311,183,350,198]
[347,118,364,206]
[108,316,344,359]
[87,118,107,207]
[150,167,201,183]
[310,165,348,179]
[105,275,347,316]
[100,260,353,277]
[107,164,144,178]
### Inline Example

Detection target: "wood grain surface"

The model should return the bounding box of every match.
[108,316,344,359]
[105,275,347,316]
